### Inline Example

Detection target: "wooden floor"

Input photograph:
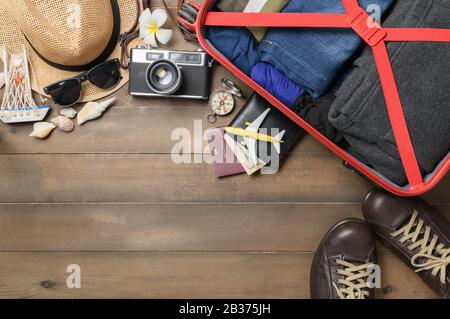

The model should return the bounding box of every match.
[0,0,449,299]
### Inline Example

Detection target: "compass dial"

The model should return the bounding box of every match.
[210,90,235,116]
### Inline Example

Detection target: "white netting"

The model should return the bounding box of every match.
[1,46,40,120]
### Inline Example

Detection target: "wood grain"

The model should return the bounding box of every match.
[0,252,437,299]
[0,153,448,204]
[0,89,325,155]
[0,153,370,203]
[0,153,448,203]
[0,203,448,252]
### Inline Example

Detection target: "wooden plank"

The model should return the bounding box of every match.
[0,252,437,299]
[422,175,450,204]
[0,153,448,203]
[377,252,438,299]
[0,86,326,155]
[0,153,372,203]
[0,153,447,203]
[0,203,448,252]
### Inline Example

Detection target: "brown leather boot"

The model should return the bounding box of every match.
[363,188,450,298]
[310,219,378,299]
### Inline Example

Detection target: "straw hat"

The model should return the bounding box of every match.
[0,0,142,103]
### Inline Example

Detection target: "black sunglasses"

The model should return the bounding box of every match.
[44,59,122,106]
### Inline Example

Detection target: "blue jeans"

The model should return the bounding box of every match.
[206,27,261,75]
[259,0,393,97]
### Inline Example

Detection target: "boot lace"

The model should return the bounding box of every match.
[391,211,449,284]
[333,259,373,299]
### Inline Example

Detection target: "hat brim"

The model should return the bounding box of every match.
[29,37,141,103]
[0,0,142,103]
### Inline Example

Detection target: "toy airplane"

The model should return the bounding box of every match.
[225,108,285,165]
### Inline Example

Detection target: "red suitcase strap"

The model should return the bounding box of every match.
[204,0,450,187]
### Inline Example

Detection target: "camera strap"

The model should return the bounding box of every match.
[142,0,152,10]
[119,0,151,69]
[161,0,200,42]
[120,0,196,69]
[161,0,183,22]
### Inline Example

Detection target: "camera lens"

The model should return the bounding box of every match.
[146,59,182,95]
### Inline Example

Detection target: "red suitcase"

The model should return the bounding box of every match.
[195,0,450,196]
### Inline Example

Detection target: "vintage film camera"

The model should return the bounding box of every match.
[129,47,213,100]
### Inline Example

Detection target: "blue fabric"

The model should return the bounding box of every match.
[259,0,394,97]
[251,62,305,108]
[206,27,261,75]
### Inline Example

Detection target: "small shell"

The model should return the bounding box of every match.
[60,107,78,119]
[0,72,5,89]
[51,116,75,133]
[29,122,56,139]
[77,97,116,125]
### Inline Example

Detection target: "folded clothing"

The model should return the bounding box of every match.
[215,0,288,42]
[215,0,248,12]
[206,27,261,75]
[243,0,289,42]
[293,93,344,145]
[251,62,304,108]
[259,0,393,97]
[329,0,450,185]
[216,0,287,14]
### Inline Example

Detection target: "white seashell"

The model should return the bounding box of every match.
[0,72,5,89]
[29,122,56,139]
[50,116,75,133]
[77,98,116,125]
[60,107,78,119]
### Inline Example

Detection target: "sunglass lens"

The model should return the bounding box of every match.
[45,79,81,106]
[88,60,121,89]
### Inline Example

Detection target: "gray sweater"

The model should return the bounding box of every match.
[329,0,450,185]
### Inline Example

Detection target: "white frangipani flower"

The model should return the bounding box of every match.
[139,8,173,47]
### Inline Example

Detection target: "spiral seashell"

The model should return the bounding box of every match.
[50,116,75,133]
[29,122,56,139]
[77,98,116,125]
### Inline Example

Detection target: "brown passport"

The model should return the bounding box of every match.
[206,127,245,178]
